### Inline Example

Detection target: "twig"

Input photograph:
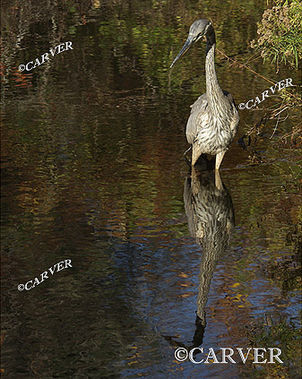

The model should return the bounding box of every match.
[270,113,281,139]
[217,49,302,104]
[273,106,289,118]
[216,48,276,85]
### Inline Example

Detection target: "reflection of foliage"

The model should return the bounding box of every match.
[0,0,267,99]
[287,214,302,255]
[1,1,302,374]
[266,253,301,293]
[246,318,302,379]
[251,0,302,68]
[266,215,302,293]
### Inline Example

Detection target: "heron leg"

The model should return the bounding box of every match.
[192,143,202,166]
[215,151,225,171]
[215,169,223,190]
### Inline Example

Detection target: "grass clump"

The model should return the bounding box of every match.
[251,0,302,68]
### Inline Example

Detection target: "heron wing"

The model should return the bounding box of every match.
[186,94,208,145]
[186,91,238,146]
[224,91,240,132]
[224,90,236,106]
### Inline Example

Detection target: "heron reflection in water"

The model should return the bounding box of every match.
[164,168,234,350]
[170,19,239,170]
[184,168,234,346]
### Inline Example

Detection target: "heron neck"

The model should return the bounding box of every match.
[205,41,227,115]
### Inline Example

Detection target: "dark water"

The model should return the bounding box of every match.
[1,1,301,378]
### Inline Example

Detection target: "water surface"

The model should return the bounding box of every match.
[1,1,301,378]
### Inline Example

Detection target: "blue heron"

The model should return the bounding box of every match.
[170,19,239,170]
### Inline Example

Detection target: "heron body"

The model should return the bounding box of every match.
[171,19,239,170]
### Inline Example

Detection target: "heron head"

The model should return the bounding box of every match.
[170,19,213,68]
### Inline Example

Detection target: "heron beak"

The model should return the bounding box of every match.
[170,36,194,69]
